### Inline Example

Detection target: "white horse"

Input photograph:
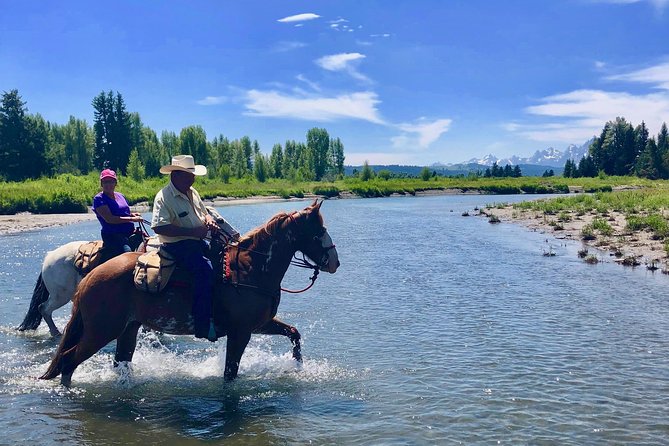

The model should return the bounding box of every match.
[17,208,239,337]
[18,241,89,336]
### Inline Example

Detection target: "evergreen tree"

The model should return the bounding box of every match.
[24,113,50,179]
[578,155,597,177]
[92,91,132,173]
[231,139,248,178]
[160,130,180,158]
[269,143,283,178]
[360,160,374,181]
[253,152,268,182]
[126,148,145,181]
[512,164,522,178]
[307,127,330,180]
[240,136,253,171]
[329,137,345,177]
[635,138,660,179]
[563,159,574,177]
[420,166,431,181]
[503,164,513,177]
[0,89,29,180]
[179,125,208,165]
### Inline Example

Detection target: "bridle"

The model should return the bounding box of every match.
[213,212,336,294]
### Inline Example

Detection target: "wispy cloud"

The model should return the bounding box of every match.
[277,13,320,23]
[295,74,321,92]
[607,61,669,89]
[591,0,669,12]
[393,118,453,148]
[197,96,227,105]
[508,60,669,143]
[315,52,370,82]
[273,41,307,52]
[243,90,385,124]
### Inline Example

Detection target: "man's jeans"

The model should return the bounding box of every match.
[161,239,214,336]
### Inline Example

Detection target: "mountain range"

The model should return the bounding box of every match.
[450,137,594,168]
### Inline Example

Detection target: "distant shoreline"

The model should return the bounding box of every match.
[0,188,488,236]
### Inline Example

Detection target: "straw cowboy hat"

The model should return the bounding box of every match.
[159,155,207,176]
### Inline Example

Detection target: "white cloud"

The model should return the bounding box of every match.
[315,52,369,81]
[591,0,669,12]
[507,60,669,143]
[277,13,320,23]
[197,96,227,105]
[396,118,453,148]
[273,41,307,52]
[295,74,321,92]
[607,61,669,90]
[243,90,385,124]
[515,89,669,142]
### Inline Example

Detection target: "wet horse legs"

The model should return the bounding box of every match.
[255,318,302,362]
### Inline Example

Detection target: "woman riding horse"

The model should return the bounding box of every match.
[41,200,339,387]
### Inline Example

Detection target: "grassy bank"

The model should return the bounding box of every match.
[0,173,664,215]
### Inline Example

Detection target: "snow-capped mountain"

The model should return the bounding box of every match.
[459,138,593,167]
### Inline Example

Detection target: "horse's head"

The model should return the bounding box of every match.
[293,200,339,274]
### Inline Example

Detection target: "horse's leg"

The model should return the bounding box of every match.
[39,294,68,337]
[254,318,302,362]
[224,331,252,381]
[114,321,142,365]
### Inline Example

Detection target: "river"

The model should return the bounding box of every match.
[1,195,668,444]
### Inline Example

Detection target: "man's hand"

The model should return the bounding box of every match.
[204,215,220,233]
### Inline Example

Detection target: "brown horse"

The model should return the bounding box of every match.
[40,200,339,387]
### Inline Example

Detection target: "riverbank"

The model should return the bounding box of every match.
[0,188,481,236]
[480,203,669,269]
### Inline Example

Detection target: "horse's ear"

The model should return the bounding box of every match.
[311,199,319,207]
[315,199,323,211]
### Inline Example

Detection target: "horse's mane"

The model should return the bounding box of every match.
[238,212,293,249]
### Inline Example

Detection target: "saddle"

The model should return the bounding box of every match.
[133,248,177,294]
[73,241,105,276]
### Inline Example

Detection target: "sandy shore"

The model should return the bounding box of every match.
[480,203,669,270]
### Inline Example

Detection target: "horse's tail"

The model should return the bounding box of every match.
[17,273,49,331]
[40,301,84,380]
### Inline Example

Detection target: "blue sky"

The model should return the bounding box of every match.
[2,0,669,166]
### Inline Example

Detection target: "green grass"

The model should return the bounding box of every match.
[0,174,666,215]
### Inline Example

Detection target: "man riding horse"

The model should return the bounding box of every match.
[151,155,221,342]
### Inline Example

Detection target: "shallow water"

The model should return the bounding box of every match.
[1,195,668,444]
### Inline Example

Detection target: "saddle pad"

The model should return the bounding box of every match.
[133,249,177,294]
[73,240,105,276]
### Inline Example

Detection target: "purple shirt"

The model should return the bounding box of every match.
[93,191,134,235]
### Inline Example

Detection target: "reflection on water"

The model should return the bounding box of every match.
[1,196,669,444]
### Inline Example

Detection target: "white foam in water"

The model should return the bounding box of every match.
[8,328,350,391]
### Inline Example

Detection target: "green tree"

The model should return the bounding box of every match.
[160,130,180,158]
[636,138,660,179]
[179,125,208,165]
[269,143,283,178]
[126,148,145,181]
[0,90,48,180]
[254,152,268,182]
[307,127,330,180]
[231,139,249,178]
[329,137,345,177]
[240,136,253,172]
[360,160,374,181]
[92,91,132,173]
[512,164,522,178]
[420,166,431,181]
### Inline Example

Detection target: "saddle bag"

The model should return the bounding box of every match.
[133,248,177,294]
[74,240,105,275]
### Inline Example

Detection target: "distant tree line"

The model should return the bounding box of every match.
[0,89,346,182]
[483,162,522,178]
[564,117,669,179]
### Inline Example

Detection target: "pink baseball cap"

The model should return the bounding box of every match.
[100,169,117,181]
